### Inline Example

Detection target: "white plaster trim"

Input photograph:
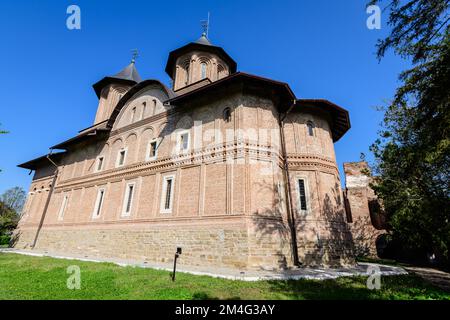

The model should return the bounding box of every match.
[115,148,128,168]
[92,188,105,219]
[295,175,311,215]
[57,194,69,221]
[145,139,159,162]
[176,129,190,154]
[94,156,105,173]
[160,174,175,214]
[121,182,136,217]
[346,175,369,188]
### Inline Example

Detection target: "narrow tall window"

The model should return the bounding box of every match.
[96,156,104,172]
[223,107,231,123]
[147,140,158,161]
[298,179,308,211]
[122,183,135,216]
[141,102,147,120]
[200,62,207,79]
[58,195,69,221]
[164,180,172,210]
[131,107,137,123]
[152,99,157,115]
[179,131,190,152]
[117,149,126,167]
[93,189,105,218]
[217,64,226,79]
[161,176,175,213]
[307,121,315,137]
[184,66,190,86]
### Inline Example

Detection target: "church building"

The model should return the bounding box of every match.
[15,33,355,270]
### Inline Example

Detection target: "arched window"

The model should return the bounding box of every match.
[217,64,226,80]
[131,106,137,123]
[184,66,190,86]
[223,107,231,123]
[307,121,315,137]
[140,102,146,120]
[201,62,207,79]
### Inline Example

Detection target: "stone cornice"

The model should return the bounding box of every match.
[286,154,339,175]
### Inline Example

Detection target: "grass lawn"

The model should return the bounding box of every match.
[0,253,449,300]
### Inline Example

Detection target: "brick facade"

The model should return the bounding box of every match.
[15,36,356,270]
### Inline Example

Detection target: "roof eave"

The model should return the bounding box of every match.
[50,128,110,150]
[295,99,351,142]
[166,72,296,108]
[17,152,66,170]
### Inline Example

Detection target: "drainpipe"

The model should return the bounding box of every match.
[31,151,59,249]
[279,100,301,267]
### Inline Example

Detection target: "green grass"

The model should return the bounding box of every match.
[0,253,448,300]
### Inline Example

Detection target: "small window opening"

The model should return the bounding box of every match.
[223,108,231,123]
[298,179,308,211]
[307,121,315,137]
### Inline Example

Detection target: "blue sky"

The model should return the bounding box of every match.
[0,0,409,194]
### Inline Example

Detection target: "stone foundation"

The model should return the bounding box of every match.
[13,214,354,270]
[15,224,250,270]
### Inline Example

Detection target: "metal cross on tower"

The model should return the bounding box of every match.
[200,12,210,37]
[131,49,139,63]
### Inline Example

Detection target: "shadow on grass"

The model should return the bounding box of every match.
[192,292,241,300]
[265,274,450,300]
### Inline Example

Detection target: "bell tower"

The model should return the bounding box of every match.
[165,33,237,92]
[92,55,142,124]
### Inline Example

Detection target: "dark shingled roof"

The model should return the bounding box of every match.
[165,34,237,79]
[92,62,142,98]
[50,128,110,150]
[17,152,66,170]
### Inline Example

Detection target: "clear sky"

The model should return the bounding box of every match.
[0,0,409,194]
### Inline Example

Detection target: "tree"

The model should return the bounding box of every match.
[0,123,6,135]
[0,187,26,214]
[0,201,19,245]
[369,0,450,265]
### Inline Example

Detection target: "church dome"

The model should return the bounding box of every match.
[93,61,142,98]
[165,34,237,91]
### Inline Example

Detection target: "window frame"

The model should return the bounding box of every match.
[223,107,232,123]
[177,130,190,153]
[306,121,315,137]
[95,156,105,172]
[146,138,159,161]
[131,106,137,124]
[184,66,190,86]
[92,188,106,219]
[200,62,207,79]
[116,148,128,168]
[296,177,310,215]
[140,101,147,120]
[160,175,175,214]
[57,194,69,221]
[121,182,136,217]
